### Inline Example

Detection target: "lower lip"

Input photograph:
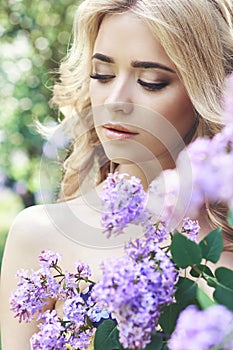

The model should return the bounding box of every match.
[103,127,138,140]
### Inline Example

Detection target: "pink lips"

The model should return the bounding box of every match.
[103,124,139,140]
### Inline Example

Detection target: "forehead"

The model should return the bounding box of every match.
[93,12,176,70]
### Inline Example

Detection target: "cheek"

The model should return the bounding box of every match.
[89,82,107,107]
[89,82,96,105]
[148,90,194,136]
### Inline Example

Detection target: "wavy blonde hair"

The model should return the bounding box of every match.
[52,0,233,246]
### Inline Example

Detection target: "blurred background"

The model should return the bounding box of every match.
[0,0,82,276]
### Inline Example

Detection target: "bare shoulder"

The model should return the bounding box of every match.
[0,203,64,350]
[7,198,81,239]
[7,204,58,248]
[10,203,50,232]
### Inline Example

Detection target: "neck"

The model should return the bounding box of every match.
[117,154,176,190]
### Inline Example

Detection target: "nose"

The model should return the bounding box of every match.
[104,76,134,115]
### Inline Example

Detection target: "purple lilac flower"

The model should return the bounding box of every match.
[38,250,61,269]
[10,268,60,322]
[30,307,94,350]
[11,251,96,349]
[148,169,180,221]
[125,223,169,261]
[67,329,95,350]
[30,289,95,350]
[182,217,200,243]
[147,169,189,230]
[186,125,233,206]
[74,261,92,279]
[30,310,66,350]
[63,295,87,328]
[92,236,178,349]
[168,304,233,350]
[58,271,77,299]
[63,296,96,349]
[101,172,148,237]
[148,123,233,224]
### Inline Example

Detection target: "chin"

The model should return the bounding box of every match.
[102,144,156,165]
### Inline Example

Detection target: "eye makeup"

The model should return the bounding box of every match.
[90,73,116,82]
[137,79,168,91]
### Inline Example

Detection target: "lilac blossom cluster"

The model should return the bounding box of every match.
[92,232,178,349]
[148,123,233,226]
[10,250,95,350]
[168,305,233,350]
[10,251,62,323]
[101,172,148,237]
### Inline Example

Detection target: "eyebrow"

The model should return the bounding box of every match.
[131,60,175,73]
[91,53,176,73]
[92,53,114,63]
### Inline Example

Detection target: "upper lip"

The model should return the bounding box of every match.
[103,124,138,134]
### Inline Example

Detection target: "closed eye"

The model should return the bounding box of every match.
[138,79,168,91]
[90,73,115,82]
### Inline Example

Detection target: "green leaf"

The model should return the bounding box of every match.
[94,322,163,350]
[196,287,217,309]
[214,286,233,311]
[206,277,217,288]
[162,346,169,350]
[190,264,214,278]
[171,233,202,268]
[159,303,183,335]
[215,267,233,289]
[94,320,123,350]
[227,210,233,227]
[213,267,233,311]
[144,333,163,350]
[199,228,223,263]
[175,277,198,307]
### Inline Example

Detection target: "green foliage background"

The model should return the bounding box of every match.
[0,0,82,271]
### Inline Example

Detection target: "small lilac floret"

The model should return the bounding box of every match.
[74,261,92,279]
[39,250,61,269]
[182,217,200,243]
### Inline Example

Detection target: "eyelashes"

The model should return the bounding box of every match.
[137,79,168,91]
[90,73,168,91]
[90,73,115,82]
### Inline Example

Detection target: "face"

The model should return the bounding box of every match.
[89,12,195,166]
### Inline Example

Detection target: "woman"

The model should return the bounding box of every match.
[1,0,233,348]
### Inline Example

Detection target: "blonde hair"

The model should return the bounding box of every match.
[52,0,233,246]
